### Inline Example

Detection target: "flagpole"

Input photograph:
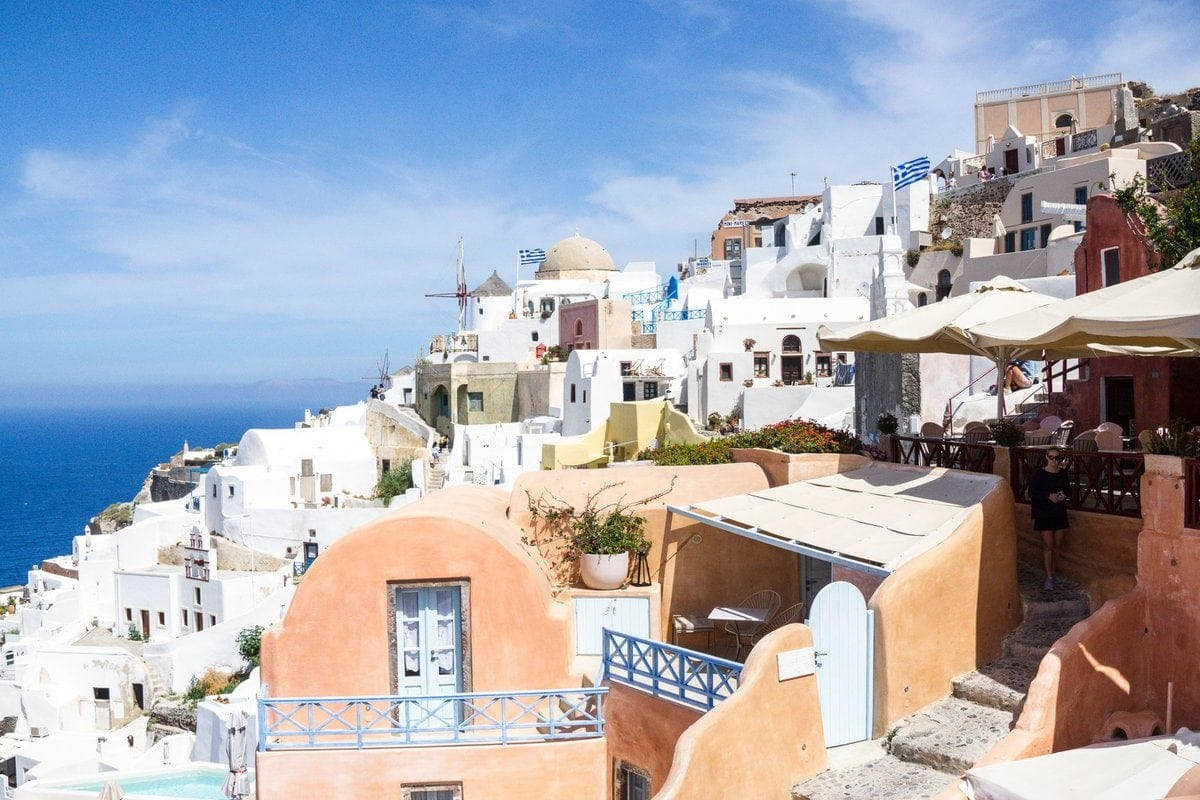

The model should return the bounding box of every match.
[889,165,898,236]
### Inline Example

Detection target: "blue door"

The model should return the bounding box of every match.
[808,581,875,747]
[396,586,463,727]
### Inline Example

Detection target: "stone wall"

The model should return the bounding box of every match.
[930,179,1014,241]
[150,697,197,732]
[854,352,920,440]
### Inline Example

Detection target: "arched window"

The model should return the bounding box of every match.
[917,292,928,307]
[1054,113,1074,130]
[781,335,801,353]
[936,270,953,301]
[574,319,583,337]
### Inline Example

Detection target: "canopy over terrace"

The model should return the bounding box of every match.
[969,246,1200,357]
[667,462,1001,577]
[816,276,1062,421]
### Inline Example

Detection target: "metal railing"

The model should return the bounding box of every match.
[1010,447,1144,517]
[622,284,670,305]
[890,436,996,474]
[1147,151,1194,193]
[976,73,1122,103]
[258,688,607,750]
[1071,129,1099,152]
[1186,458,1200,530]
[602,629,741,712]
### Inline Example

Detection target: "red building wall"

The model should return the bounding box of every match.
[1063,196,1199,433]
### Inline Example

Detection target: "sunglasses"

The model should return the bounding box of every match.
[1046,455,1062,461]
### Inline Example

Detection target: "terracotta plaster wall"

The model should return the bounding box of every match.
[261,484,575,698]
[729,448,871,487]
[255,738,607,800]
[870,484,1022,732]
[509,464,791,639]
[653,625,827,800]
[603,683,703,793]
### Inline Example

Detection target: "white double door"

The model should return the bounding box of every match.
[396,586,463,698]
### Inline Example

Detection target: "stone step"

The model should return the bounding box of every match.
[792,756,953,800]
[1021,593,1090,621]
[887,697,1013,775]
[1004,616,1080,661]
[952,658,1038,713]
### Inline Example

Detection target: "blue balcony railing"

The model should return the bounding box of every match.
[258,688,607,750]
[602,629,742,711]
[658,308,706,323]
[622,284,669,305]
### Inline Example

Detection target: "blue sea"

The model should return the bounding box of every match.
[0,390,362,588]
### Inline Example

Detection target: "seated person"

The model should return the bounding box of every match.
[1003,361,1033,392]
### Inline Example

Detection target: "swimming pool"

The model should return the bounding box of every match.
[20,764,246,800]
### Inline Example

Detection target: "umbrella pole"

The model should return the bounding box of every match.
[995,355,1006,422]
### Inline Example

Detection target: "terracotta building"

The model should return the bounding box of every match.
[1058,195,1200,433]
[710,195,821,262]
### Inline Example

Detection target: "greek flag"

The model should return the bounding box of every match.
[518,248,546,266]
[891,156,931,191]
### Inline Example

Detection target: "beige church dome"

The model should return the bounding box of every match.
[535,234,616,278]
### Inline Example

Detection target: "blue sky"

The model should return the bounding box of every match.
[1,0,1197,394]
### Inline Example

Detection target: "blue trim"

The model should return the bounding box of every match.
[257,688,607,751]
[601,628,742,711]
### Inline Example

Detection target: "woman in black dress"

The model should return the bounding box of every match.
[1030,447,1070,590]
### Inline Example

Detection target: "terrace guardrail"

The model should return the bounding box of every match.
[1147,151,1194,193]
[1070,128,1099,152]
[1010,447,1144,517]
[622,284,670,305]
[602,628,741,711]
[976,73,1122,104]
[1186,458,1200,530]
[258,688,607,751]
[890,435,996,474]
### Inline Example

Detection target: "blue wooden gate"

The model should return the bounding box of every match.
[808,580,875,747]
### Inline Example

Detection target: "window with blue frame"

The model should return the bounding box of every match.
[1020,228,1036,251]
[1004,232,1016,253]
[1021,193,1033,223]
[1040,224,1052,248]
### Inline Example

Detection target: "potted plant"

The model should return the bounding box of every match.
[525,480,675,590]
[989,419,1024,448]
[876,413,899,435]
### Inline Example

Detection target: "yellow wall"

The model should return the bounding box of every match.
[541,400,708,469]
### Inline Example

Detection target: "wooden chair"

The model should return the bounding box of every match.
[1095,429,1123,452]
[1021,419,1042,431]
[1024,430,1053,446]
[962,429,992,444]
[964,421,989,433]
[1096,422,1124,436]
[751,603,806,645]
[920,422,944,439]
[723,589,781,660]
[1137,429,1155,451]
[1072,430,1099,453]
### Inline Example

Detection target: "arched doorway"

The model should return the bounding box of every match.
[936,269,953,301]
[781,335,803,384]
[431,385,450,424]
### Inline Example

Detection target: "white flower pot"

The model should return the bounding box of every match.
[579,553,630,590]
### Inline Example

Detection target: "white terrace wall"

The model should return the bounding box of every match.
[143,586,294,694]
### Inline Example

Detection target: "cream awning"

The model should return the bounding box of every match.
[670,463,1000,574]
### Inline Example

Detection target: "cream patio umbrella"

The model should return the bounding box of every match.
[968,247,1200,357]
[99,780,126,800]
[818,275,1063,422]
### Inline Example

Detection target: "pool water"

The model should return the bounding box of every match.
[58,768,233,799]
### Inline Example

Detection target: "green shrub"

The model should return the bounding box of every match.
[876,413,899,435]
[237,625,264,668]
[375,464,413,506]
[99,503,134,528]
[905,249,920,268]
[1144,419,1198,457]
[638,419,864,465]
[127,624,143,642]
[989,419,1025,448]
[185,668,237,701]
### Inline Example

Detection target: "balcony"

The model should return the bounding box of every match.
[1147,151,1194,193]
[258,688,607,750]
[428,333,479,354]
[976,73,1122,104]
[602,629,742,712]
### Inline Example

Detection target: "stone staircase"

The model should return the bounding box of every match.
[792,565,1090,800]
[425,465,446,493]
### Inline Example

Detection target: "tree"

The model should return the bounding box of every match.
[1115,136,1200,270]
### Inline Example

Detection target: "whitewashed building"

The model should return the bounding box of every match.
[562,348,686,437]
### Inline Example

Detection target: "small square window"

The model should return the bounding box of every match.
[125,608,132,622]
[531,331,538,342]
[815,352,833,377]
[753,352,769,378]
[157,612,165,626]
[719,363,733,381]
[467,392,484,412]
[402,784,462,800]
[642,382,658,400]
[194,587,202,605]
[228,485,235,497]
[93,687,110,701]
[615,762,651,800]
[210,615,217,627]
[619,361,632,377]
[874,216,884,235]
[1102,247,1121,287]
[1039,223,1052,248]
[1020,228,1036,251]
[182,610,189,627]
[1074,186,1088,206]
[1004,232,1016,253]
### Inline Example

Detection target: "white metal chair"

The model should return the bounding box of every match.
[724,589,781,660]
[1053,420,1075,447]
[1039,415,1063,431]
